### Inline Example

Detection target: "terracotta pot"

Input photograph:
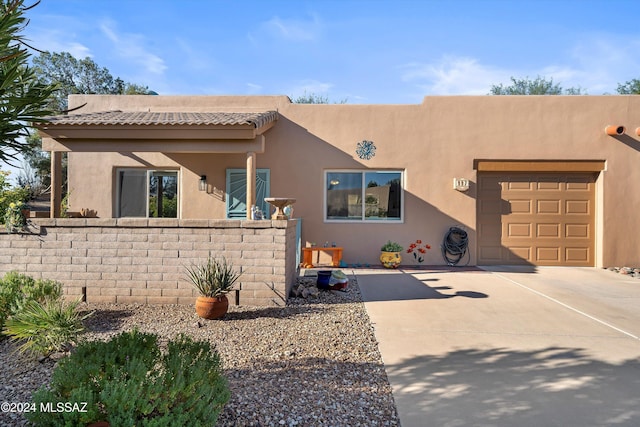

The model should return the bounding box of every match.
[195,295,229,319]
[380,251,402,269]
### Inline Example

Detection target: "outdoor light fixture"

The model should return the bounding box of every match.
[199,175,207,192]
[605,125,625,136]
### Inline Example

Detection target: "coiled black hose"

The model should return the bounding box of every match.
[441,226,469,266]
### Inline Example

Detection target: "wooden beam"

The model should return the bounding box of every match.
[51,151,62,218]
[246,151,256,219]
[474,160,606,172]
[41,138,266,154]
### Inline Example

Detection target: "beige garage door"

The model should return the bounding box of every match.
[477,173,596,266]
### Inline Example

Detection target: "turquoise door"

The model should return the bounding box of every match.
[226,169,271,219]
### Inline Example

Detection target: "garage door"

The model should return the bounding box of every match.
[477,173,596,266]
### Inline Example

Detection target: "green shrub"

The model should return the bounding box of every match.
[28,330,230,426]
[0,271,62,332]
[3,298,90,355]
[0,170,30,225]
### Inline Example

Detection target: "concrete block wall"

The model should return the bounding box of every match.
[0,218,299,306]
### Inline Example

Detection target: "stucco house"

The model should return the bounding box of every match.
[2,94,639,305]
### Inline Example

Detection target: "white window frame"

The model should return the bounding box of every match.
[323,170,404,223]
[115,168,180,218]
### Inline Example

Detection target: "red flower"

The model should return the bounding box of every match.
[426,244,431,249]
[407,249,413,253]
[416,239,422,244]
[418,248,426,254]
[409,243,417,249]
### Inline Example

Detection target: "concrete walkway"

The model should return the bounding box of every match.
[356,266,640,427]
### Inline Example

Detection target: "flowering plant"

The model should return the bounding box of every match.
[5,201,26,233]
[407,239,431,264]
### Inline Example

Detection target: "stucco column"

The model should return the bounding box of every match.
[246,151,256,219]
[50,151,62,218]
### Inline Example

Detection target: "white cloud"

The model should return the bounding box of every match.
[246,83,263,93]
[26,29,92,58]
[401,56,513,95]
[99,20,167,75]
[401,34,640,97]
[288,79,334,98]
[175,38,214,72]
[563,34,640,94]
[253,13,323,42]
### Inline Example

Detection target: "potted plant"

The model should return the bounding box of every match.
[380,240,403,268]
[186,256,241,319]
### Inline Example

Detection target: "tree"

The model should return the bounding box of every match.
[0,0,56,165]
[616,79,640,94]
[291,91,347,104]
[25,52,153,191]
[489,76,584,95]
[32,51,153,112]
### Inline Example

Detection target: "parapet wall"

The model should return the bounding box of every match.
[0,218,299,306]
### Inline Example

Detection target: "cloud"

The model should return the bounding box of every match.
[99,19,167,75]
[26,29,92,58]
[287,79,335,98]
[252,13,323,43]
[246,83,263,94]
[401,56,513,95]
[564,34,640,94]
[175,38,214,72]
[402,33,640,97]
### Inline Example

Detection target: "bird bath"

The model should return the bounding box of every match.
[264,198,296,220]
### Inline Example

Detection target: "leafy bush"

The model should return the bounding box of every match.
[0,271,62,332]
[0,170,30,225]
[4,200,27,232]
[28,330,230,426]
[3,298,90,355]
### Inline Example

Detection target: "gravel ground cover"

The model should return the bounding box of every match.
[0,274,400,427]
[606,266,640,278]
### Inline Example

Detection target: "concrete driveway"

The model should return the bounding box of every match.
[356,266,640,427]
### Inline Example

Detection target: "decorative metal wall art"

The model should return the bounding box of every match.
[356,140,376,160]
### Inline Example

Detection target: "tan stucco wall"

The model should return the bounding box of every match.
[61,94,640,267]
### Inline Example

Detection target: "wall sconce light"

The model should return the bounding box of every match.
[453,178,470,192]
[636,127,640,137]
[605,125,625,135]
[199,175,207,192]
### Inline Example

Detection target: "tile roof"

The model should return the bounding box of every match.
[43,110,278,128]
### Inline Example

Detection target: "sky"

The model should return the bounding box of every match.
[20,0,640,104]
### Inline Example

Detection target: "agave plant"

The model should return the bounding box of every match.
[186,257,241,298]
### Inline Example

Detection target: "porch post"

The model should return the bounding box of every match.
[50,151,62,218]
[246,151,256,219]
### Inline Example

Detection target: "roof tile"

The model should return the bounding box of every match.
[44,110,278,128]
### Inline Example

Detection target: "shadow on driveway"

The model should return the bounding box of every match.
[357,266,640,427]
[357,268,489,302]
[387,346,640,427]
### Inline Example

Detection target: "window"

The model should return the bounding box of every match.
[325,170,403,222]
[117,169,178,218]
